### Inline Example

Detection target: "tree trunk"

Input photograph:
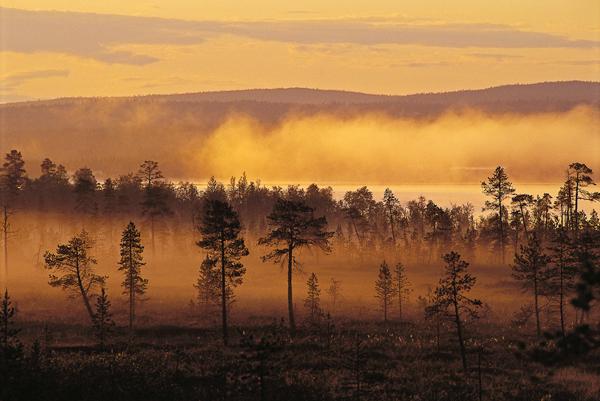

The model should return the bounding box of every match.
[287,244,296,335]
[520,204,529,239]
[533,274,541,338]
[398,291,403,323]
[498,196,505,264]
[75,257,95,323]
[221,235,228,346]
[452,290,467,371]
[151,216,156,255]
[389,214,396,245]
[383,297,388,322]
[574,176,580,233]
[3,206,8,288]
[559,262,565,339]
[129,242,135,332]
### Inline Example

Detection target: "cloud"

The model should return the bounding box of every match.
[468,53,524,61]
[1,7,598,65]
[0,69,69,92]
[0,7,214,65]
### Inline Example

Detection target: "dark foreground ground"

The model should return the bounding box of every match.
[2,319,599,401]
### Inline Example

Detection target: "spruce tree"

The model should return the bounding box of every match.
[394,262,411,322]
[118,222,148,332]
[197,198,249,346]
[512,233,552,338]
[383,188,400,245]
[1,290,20,353]
[0,150,27,287]
[304,273,322,325]
[482,166,515,262]
[375,261,396,322]
[92,287,115,348]
[194,255,221,322]
[432,251,482,371]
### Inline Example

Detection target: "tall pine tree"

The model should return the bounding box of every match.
[197,198,249,346]
[118,222,148,332]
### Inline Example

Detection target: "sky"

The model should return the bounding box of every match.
[0,1,599,102]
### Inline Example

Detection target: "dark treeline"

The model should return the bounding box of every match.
[1,150,600,400]
[1,151,599,264]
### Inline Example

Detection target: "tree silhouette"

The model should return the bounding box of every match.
[304,272,322,326]
[511,193,534,240]
[547,228,576,338]
[92,287,115,348]
[0,150,27,199]
[138,161,171,253]
[44,231,106,323]
[137,160,164,187]
[432,251,482,371]
[118,222,148,332]
[259,197,333,335]
[568,163,599,233]
[0,150,27,287]
[197,198,249,346]
[383,188,400,245]
[342,187,375,244]
[73,167,98,215]
[375,261,396,322]
[194,255,221,322]
[511,233,551,338]
[393,262,411,322]
[1,290,20,353]
[327,278,342,313]
[482,166,515,262]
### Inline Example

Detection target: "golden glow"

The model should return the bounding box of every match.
[1,1,599,101]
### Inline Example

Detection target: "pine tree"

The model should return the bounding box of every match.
[383,188,400,245]
[432,251,482,371]
[0,150,27,200]
[511,193,534,239]
[197,198,249,346]
[137,161,171,253]
[482,166,515,262]
[547,228,576,338]
[92,287,115,348]
[1,290,20,353]
[568,163,599,233]
[375,261,397,322]
[0,150,27,288]
[394,262,411,322]
[327,278,342,313]
[512,233,551,338]
[304,273,322,325]
[73,167,98,215]
[194,255,221,322]
[259,197,333,335]
[44,231,106,323]
[118,222,148,332]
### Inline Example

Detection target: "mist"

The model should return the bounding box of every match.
[188,106,600,183]
[2,100,598,184]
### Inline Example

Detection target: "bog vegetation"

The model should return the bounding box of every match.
[0,150,599,400]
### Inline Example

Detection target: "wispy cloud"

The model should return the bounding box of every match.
[0,69,69,92]
[1,7,598,66]
[468,53,524,61]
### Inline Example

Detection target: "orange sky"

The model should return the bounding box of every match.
[1,1,599,102]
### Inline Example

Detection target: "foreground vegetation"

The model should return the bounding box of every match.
[1,317,598,401]
[1,151,599,400]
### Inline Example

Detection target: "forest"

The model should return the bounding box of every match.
[0,150,599,401]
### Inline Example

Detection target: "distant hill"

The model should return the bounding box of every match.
[0,81,598,179]
[3,80,599,109]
